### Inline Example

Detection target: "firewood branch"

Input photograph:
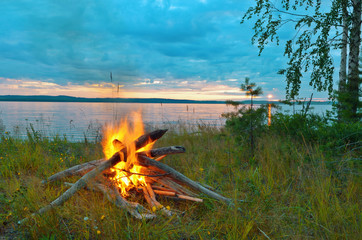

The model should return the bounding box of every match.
[42,144,183,183]
[142,185,173,216]
[139,146,186,158]
[92,182,156,220]
[122,169,170,178]
[136,155,233,204]
[19,129,168,224]
[19,150,125,224]
[42,159,106,184]
[19,127,237,224]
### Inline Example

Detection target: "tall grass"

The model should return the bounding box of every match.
[0,123,360,239]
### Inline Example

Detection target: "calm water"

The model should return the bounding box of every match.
[0,102,332,141]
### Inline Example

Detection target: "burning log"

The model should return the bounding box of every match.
[19,125,233,224]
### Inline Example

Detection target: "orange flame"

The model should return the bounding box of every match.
[102,112,153,196]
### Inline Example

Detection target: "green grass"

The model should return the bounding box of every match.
[0,124,360,239]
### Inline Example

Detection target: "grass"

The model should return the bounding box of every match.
[0,123,360,239]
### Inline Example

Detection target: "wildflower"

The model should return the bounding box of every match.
[166,206,170,210]
[84,217,89,221]
[199,167,204,172]
[208,231,211,235]
[97,230,101,235]
[152,206,157,212]
[101,215,105,220]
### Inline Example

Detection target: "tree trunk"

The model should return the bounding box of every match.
[337,0,349,120]
[346,0,362,121]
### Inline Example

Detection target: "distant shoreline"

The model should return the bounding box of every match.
[0,95,332,105]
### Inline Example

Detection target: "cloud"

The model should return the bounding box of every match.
[0,0,331,100]
[0,77,248,101]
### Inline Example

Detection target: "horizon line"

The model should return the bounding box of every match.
[0,94,332,104]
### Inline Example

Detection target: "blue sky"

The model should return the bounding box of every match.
[0,0,337,101]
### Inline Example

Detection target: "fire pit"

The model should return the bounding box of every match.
[19,113,231,223]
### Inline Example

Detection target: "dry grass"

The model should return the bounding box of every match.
[0,124,360,239]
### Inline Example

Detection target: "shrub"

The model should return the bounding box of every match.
[222,104,268,141]
[268,112,361,154]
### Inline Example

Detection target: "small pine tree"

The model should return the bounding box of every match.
[240,78,263,158]
[240,77,263,110]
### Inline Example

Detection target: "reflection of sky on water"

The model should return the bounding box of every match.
[0,102,332,141]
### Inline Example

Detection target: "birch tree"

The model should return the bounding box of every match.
[241,0,361,121]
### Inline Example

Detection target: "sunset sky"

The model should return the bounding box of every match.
[0,0,339,101]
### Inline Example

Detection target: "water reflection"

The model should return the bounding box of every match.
[268,104,272,126]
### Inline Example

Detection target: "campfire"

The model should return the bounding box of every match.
[19,112,231,223]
